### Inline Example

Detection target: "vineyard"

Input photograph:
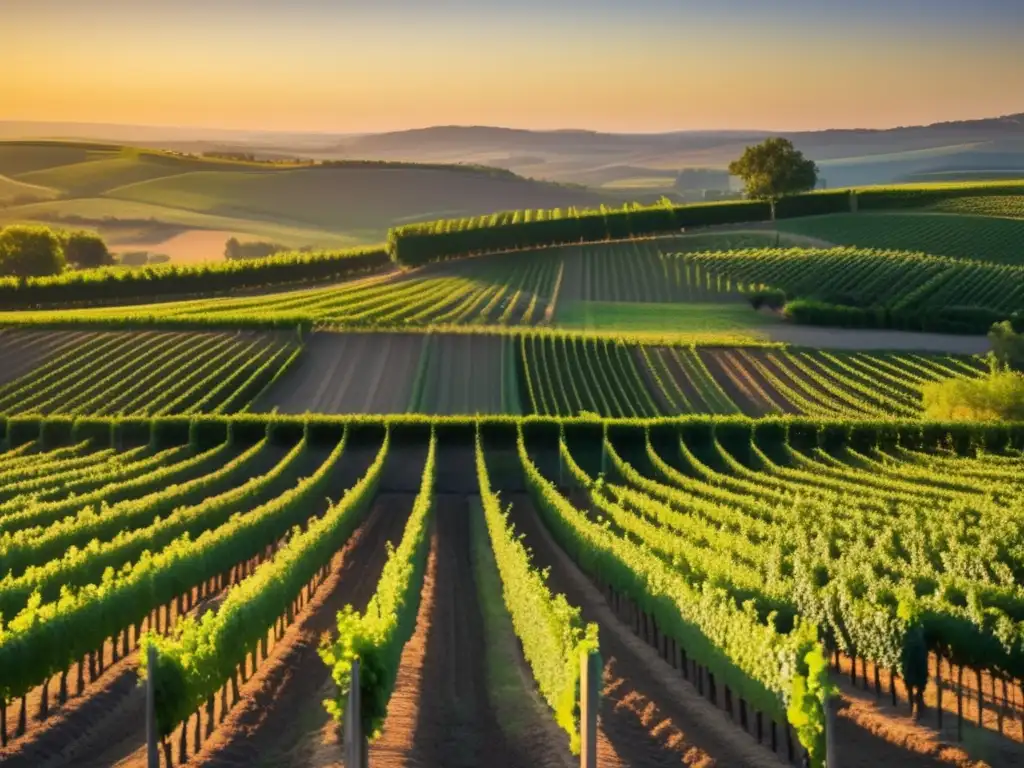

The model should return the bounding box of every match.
[0,415,1023,768]
[0,329,986,420]
[777,213,1024,265]
[0,330,300,416]
[930,195,1024,219]
[2,176,1024,768]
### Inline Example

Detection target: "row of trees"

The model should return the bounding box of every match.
[0,226,112,278]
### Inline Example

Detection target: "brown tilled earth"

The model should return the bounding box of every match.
[259,332,424,414]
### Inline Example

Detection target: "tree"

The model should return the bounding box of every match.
[988,320,1024,371]
[224,237,286,261]
[728,138,818,219]
[0,225,66,278]
[62,230,113,269]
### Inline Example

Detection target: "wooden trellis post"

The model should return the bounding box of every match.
[580,648,601,768]
[825,694,837,768]
[146,644,159,768]
[345,659,368,768]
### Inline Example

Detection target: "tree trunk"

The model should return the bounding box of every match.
[59,669,68,705]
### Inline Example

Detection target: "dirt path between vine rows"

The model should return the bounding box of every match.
[370,495,530,768]
[190,494,412,768]
[505,492,788,768]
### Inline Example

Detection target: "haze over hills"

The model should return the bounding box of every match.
[0,111,1021,265]
[2,112,1022,190]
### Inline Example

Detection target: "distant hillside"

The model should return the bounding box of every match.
[3,112,1022,195]
[0,140,610,264]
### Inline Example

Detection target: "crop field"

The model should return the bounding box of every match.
[409,334,520,415]
[557,240,747,304]
[778,212,1024,265]
[257,332,424,414]
[0,330,300,416]
[5,177,1024,768]
[680,247,1024,315]
[930,195,1024,219]
[1,416,1023,768]
[518,335,985,418]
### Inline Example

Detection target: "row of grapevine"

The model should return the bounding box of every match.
[600,422,1024,739]
[0,245,389,309]
[0,433,347,715]
[474,432,598,752]
[517,427,831,764]
[144,429,389,743]
[778,211,1024,266]
[0,439,295,619]
[0,330,300,416]
[520,335,663,418]
[677,247,1024,333]
[559,241,750,305]
[320,431,436,738]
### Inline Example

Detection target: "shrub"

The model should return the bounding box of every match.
[989,320,1024,371]
[922,369,1024,421]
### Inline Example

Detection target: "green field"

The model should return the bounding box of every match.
[778,211,1024,264]
[930,194,1024,219]
[553,300,771,333]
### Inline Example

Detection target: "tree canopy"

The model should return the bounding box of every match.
[62,230,113,269]
[728,138,818,217]
[0,225,66,278]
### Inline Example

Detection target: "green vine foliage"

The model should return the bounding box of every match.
[320,431,436,739]
[475,430,598,753]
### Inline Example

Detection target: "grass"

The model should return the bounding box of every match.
[601,177,678,190]
[17,155,204,196]
[553,300,774,334]
[0,174,59,205]
[0,198,368,249]
[777,212,1024,265]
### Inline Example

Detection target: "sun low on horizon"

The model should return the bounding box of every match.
[2,0,1023,134]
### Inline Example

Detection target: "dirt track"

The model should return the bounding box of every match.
[260,332,424,414]
[371,496,530,768]
[504,491,788,768]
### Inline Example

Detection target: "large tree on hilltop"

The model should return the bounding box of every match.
[728,138,818,219]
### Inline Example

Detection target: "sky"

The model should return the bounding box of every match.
[3,0,1023,134]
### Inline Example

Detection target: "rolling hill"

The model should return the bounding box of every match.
[0,141,609,263]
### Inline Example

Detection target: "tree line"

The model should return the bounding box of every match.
[0,226,112,279]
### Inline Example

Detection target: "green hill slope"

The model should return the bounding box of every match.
[0,174,59,205]
[105,165,604,232]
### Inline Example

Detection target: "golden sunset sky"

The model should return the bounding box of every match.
[4,0,1023,132]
